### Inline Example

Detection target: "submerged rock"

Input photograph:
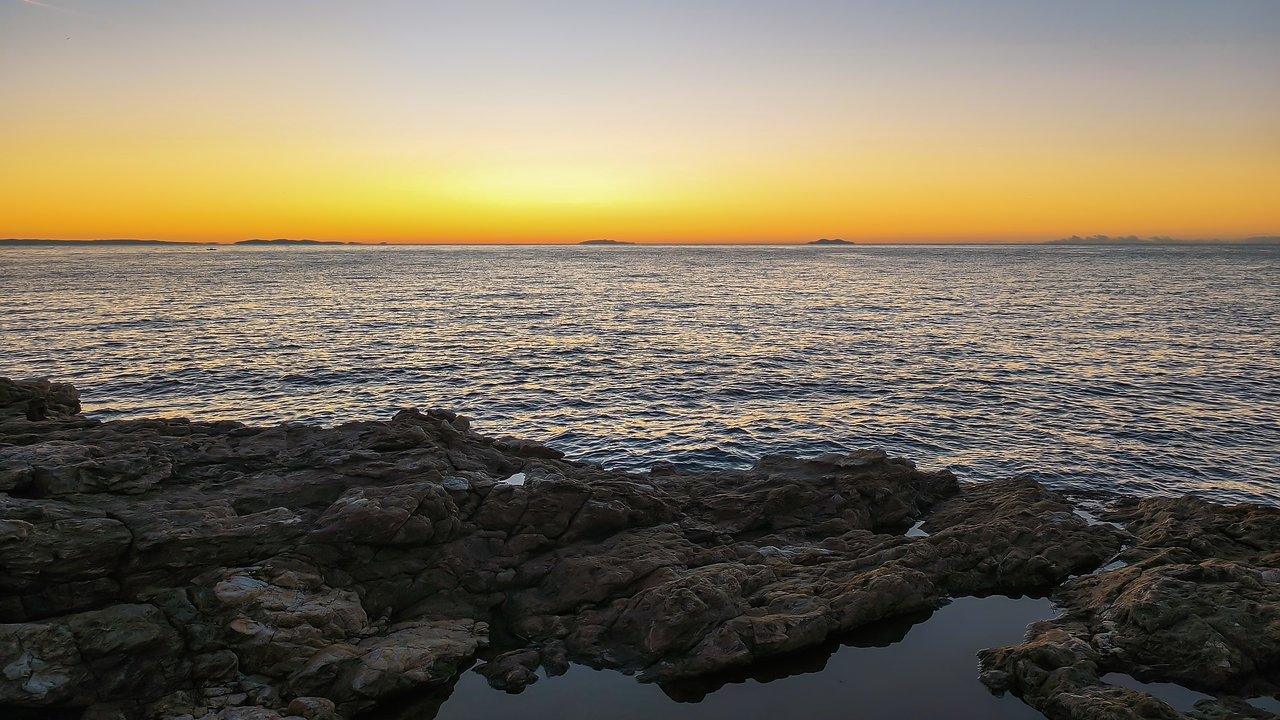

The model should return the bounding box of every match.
[0,378,1266,719]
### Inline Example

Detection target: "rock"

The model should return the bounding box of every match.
[0,497,132,621]
[476,648,541,692]
[195,567,369,679]
[192,651,239,682]
[0,441,172,497]
[209,708,289,720]
[978,494,1280,719]
[285,696,339,720]
[0,378,80,419]
[0,377,1264,719]
[493,436,564,460]
[539,640,569,677]
[288,619,484,715]
[0,604,186,709]
[24,399,46,423]
[0,620,92,706]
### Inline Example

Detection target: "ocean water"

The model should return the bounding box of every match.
[2,244,1277,505]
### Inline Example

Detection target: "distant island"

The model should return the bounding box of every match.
[1046,235,1280,246]
[808,238,855,245]
[234,239,355,246]
[578,239,635,245]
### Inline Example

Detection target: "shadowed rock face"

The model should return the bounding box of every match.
[0,380,80,421]
[0,377,1264,719]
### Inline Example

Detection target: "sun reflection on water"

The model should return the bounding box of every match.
[2,243,1277,505]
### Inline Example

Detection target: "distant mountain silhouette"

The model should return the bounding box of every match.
[808,238,855,245]
[578,239,635,245]
[1046,235,1176,246]
[1046,235,1279,246]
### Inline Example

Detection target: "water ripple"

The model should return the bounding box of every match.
[2,244,1278,505]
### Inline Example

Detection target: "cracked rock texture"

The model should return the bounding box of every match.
[3,377,1271,719]
[979,496,1280,719]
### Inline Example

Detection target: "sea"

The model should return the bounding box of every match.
[2,243,1277,506]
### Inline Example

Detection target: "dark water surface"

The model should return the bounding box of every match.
[405,596,1053,720]
[2,244,1277,504]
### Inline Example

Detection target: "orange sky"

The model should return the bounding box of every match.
[2,1,1277,244]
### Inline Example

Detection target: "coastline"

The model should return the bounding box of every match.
[1,378,1277,719]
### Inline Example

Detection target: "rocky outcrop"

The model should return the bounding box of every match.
[979,496,1280,719]
[0,379,80,422]
[0,377,1269,719]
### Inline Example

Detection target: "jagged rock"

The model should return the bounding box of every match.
[0,496,132,621]
[288,619,485,714]
[0,378,80,419]
[978,495,1280,719]
[0,378,1265,719]
[0,619,92,706]
[0,604,186,708]
[0,441,172,496]
[194,567,370,679]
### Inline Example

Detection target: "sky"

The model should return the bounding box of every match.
[1,1,1277,244]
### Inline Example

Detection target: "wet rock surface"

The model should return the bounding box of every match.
[979,496,1280,719]
[0,377,1272,719]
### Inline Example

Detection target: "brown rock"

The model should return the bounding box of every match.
[2,378,1241,720]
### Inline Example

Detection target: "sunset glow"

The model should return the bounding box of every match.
[2,1,1277,243]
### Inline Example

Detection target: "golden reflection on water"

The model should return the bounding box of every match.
[2,244,1277,505]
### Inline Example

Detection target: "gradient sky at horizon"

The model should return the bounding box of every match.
[2,1,1278,244]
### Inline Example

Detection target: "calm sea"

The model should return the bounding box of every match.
[2,244,1277,505]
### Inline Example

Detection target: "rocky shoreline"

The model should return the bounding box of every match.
[1,378,1276,719]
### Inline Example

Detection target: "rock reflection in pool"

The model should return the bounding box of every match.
[393,595,1054,720]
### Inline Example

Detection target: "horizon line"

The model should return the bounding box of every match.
[3,235,1278,247]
